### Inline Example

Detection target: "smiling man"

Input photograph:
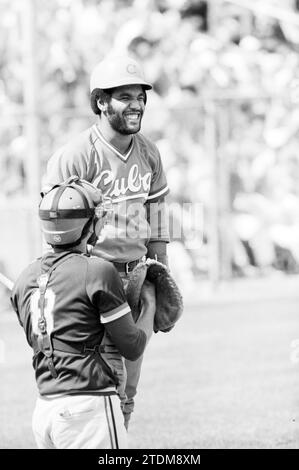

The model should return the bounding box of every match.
[42,54,170,430]
[98,84,145,136]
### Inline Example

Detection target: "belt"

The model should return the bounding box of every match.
[33,338,105,355]
[32,338,119,386]
[113,259,140,274]
[53,339,119,355]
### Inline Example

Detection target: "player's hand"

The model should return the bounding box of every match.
[136,281,155,339]
[139,280,156,309]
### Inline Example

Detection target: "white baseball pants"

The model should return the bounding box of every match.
[32,393,128,449]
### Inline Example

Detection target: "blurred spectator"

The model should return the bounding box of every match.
[2,0,299,280]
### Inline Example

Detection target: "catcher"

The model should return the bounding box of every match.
[41,54,181,428]
[10,178,156,449]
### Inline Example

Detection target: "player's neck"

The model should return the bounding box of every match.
[96,118,132,155]
[53,240,87,255]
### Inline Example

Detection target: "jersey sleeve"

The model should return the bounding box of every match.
[42,133,99,193]
[147,147,169,203]
[85,258,130,323]
[104,313,146,361]
[145,144,170,242]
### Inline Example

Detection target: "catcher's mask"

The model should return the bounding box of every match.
[39,176,113,247]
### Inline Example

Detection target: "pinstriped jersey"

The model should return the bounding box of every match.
[43,125,170,262]
[10,251,146,396]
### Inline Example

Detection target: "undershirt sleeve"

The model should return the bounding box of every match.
[104,314,147,361]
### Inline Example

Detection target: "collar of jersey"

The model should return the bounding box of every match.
[93,124,134,163]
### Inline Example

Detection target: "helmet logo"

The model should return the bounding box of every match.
[127,64,138,75]
[53,235,62,243]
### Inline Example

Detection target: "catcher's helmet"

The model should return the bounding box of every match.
[39,176,106,246]
[89,55,152,93]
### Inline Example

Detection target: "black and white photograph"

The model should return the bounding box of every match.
[0,0,299,453]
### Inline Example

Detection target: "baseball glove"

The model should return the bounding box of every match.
[126,258,183,333]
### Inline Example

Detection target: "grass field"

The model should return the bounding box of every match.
[1,276,299,449]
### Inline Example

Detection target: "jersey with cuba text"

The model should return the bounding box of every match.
[10,251,146,396]
[43,125,170,263]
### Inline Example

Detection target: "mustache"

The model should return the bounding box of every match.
[105,103,144,116]
[124,109,143,117]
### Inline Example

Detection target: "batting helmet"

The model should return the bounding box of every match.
[89,55,152,93]
[39,176,106,246]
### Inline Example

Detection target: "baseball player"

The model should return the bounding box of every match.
[42,54,170,427]
[10,177,156,449]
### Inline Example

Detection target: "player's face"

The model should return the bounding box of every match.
[104,85,146,135]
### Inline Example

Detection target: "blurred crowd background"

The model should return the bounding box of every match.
[1,0,299,289]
